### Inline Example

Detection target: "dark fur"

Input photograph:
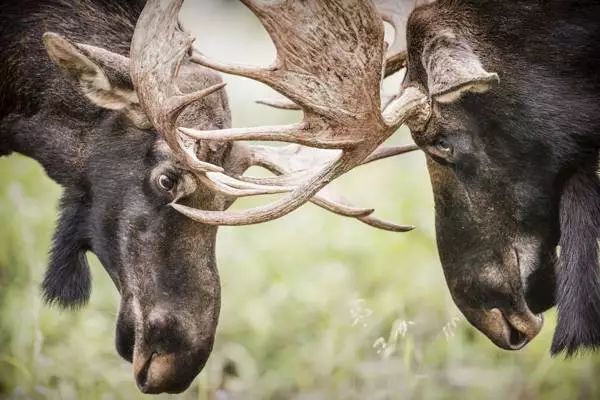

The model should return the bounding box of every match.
[0,0,145,306]
[552,162,600,356]
[0,0,142,304]
[42,189,92,308]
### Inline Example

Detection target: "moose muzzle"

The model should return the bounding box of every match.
[116,303,216,394]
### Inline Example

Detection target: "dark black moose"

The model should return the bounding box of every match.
[403,0,600,355]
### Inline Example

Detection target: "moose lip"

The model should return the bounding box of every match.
[133,349,199,394]
[489,308,543,350]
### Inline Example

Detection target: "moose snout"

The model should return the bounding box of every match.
[133,349,210,394]
[439,236,549,351]
[456,300,544,351]
[116,308,214,394]
[451,283,545,351]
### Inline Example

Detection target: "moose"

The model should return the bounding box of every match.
[0,0,418,394]
[0,0,238,393]
[399,0,600,355]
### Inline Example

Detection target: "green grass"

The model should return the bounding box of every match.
[2,144,600,400]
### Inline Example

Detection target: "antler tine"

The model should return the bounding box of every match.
[359,215,415,232]
[189,0,386,142]
[313,188,415,233]
[179,122,361,149]
[238,143,419,185]
[196,172,293,198]
[130,0,226,173]
[362,143,419,164]
[374,0,412,77]
[373,0,433,77]
[171,0,431,227]
[249,144,417,232]
[171,151,349,225]
[256,98,302,111]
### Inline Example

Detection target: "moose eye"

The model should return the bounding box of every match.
[427,137,456,165]
[157,174,176,192]
[435,138,453,154]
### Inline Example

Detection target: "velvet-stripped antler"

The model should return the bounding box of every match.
[255,0,426,108]
[130,0,296,198]
[131,0,430,230]
[377,0,437,77]
[130,0,225,174]
[250,144,419,232]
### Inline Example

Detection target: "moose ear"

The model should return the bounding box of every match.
[422,33,499,104]
[42,192,92,309]
[42,32,150,129]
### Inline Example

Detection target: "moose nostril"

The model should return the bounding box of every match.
[489,308,542,350]
[149,312,167,328]
[135,352,154,392]
[147,311,177,338]
[507,323,528,349]
[148,310,178,329]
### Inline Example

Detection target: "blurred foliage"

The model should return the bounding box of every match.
[3,1,600,399]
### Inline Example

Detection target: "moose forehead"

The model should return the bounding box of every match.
[177,66,230,131]
[153,140,174,160]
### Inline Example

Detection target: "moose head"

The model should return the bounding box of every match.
[117,0,430,391]
[39,30,239,393]
[399,0,600,354]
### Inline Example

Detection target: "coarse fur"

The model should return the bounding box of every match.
[42,188,92,308]
[406,0,600,354]
[552,162,600,356]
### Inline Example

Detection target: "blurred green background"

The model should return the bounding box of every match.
[2,1,600,399]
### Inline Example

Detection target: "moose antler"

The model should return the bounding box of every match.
[377,0,437,76]
[179,0,430,226]
[131,0,430,230]
[240,143,419,232]
[129,0,231,175]
[376,0,411,76]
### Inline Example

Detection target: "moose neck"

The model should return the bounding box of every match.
[3,104,136,187]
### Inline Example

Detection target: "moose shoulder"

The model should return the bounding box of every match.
[404,0,600,354]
